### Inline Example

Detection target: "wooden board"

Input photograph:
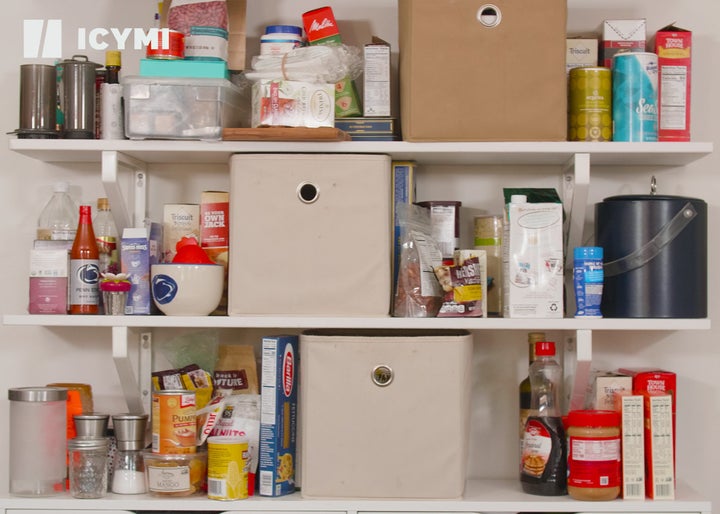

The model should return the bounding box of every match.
[222,127,351,142]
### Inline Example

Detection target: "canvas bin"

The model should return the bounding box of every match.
[228,153,392,316]
[299,329,473,499]
[398,0,567,141]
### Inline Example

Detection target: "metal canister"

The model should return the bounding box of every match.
[151,390,197,454]
[612,52,659,142]
[58,55,101,139]
[568,67,612,142]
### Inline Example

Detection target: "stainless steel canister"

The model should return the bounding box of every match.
[58,55,101,139]
[18,64,57,138]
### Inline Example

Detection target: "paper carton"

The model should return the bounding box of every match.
[162,204,200,263]
[259,335,298,497]
[200,191,229,315]
[615,392,645,500]
[121,225,161,315]
[251,80,335,128]
[28,249,69,314]
[588,371,633,410]
[566,38,599,74]
[642,392,675,499]
[363,37,391,117]
[654,24,692,141]
[601,19,646,67]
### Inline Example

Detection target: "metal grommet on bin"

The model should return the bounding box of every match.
[477,4,502,28]
[371,365,393,387]
[297,182,319,204]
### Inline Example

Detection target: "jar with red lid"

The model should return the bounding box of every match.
[567,409,621,501]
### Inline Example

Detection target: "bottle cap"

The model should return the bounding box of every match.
[97,197,109,210]
[535,341,555,356]
[53,181,70,193]
[574,246,603,259]
[105,50,121,68]
[510,194,527,204]
[567,409,620,427]
[79,205,92,217]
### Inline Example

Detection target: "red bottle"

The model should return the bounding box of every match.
[70,205,100,314]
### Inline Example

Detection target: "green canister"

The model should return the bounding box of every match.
[568,67,612,141]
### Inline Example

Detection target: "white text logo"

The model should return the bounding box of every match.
[24,19,62,59]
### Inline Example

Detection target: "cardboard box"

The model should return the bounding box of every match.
[299,330,472,499]
[654,24,692,141]
[121,225,161,315]
[258,335,299,497]
[392,161,417,292]
[588,371,633,410]
[28,249,69,314]
[601,19,646,67]
[163,203,200,263]
[643,392,675,499]
[616,393,645,500]
[363,37,391,117]
[200,191,229,315]
[228,153,391,316]
[251,80,335,128]
[566,38,599,73]
[398,0,567,141]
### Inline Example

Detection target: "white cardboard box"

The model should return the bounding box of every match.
[617,393,645,500]
[299,330,473,499]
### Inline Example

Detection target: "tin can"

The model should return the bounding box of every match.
[207,436,249,500]
[568,67,612,142]
[612,52,658,142]
[151,390,196,454]
[146,29,185,60]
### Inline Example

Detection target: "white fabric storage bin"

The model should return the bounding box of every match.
[228,153,392,315]
[299,329,473,499]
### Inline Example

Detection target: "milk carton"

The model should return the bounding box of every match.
[503,192,564,318]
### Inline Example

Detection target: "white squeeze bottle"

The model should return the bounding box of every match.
[37,181,78,241]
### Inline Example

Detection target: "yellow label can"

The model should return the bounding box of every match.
[568,67,612,141]
[207,436,249,500]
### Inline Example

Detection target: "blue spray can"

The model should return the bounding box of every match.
[574,247,604,318]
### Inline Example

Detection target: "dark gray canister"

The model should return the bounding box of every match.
[595,194,707,318]
[58,55,101,139]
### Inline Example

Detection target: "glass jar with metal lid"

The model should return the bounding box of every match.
[68,437,110,498]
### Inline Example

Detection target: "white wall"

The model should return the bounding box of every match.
[1,0,719,508]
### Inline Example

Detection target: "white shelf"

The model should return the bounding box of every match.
[0,480,711,513]
[8,138,714,166]
[1,314,711,331]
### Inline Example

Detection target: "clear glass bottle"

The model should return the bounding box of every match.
[93,197,119,276]
[68,437,109,498]
[36,181,77,241]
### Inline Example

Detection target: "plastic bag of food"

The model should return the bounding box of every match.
[168,0,228,36]
[392,203,444,317]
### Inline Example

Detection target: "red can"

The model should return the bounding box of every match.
[146,28,185,60]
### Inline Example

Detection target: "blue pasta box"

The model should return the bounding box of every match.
[258,335,299,496]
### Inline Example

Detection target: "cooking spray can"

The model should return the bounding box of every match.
[573,246,604,318]
[612,52,658,142]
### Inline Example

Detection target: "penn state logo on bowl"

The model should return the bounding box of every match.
[151,274,178,305]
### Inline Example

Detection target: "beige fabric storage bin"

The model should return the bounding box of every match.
[228,153,392,316]
[299,329,473,499]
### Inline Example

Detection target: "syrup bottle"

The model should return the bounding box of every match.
[70,205,100,314]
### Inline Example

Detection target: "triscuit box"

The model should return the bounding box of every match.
[163,203,200,263]
[601,19,646,67]
[228,153,391,316]
[299,329,473,499]
[258,335,298,497]
[566,38,599,73]
[588,370,633,410]
[251,80,335,128]
[399,0,567,141]
[654,24,692,141]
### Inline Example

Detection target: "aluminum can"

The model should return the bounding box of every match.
[612,52,658,142]
[151,390,196,454]
[568,67,612,141]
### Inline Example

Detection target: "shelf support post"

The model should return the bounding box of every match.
[101,150,148,232]
[112,326,152,415]
[564,329,593,412]
[562,153,591,316]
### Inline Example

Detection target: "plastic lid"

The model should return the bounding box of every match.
[510,194,527,203]
[535,341,556,356]
[9,386,68,402]
[105,50,122,67]
[53,181,70,193]
[568,409,621,427]
[574,246,603,259]
[265,24,302,35]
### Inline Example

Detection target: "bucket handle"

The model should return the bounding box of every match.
[604,202,697,278]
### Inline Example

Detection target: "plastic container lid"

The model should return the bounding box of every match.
[567,409,621,427]
[534,341,555,356]
[574,246,603,259]
[8,386,68,402]
[265,24,302,35]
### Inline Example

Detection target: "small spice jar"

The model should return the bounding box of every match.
[68,437,109,498]
[567,409,621,501]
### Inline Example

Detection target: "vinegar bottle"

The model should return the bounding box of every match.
[37,181,78,241]
[520,340,567,496]
[70,205,100,314]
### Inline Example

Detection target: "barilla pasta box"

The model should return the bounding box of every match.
[653,24,692,141]
[259,335,299,497]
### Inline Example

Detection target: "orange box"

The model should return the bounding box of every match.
[642,392,675,499]
[654,24,692,141]
[200,191,229,315]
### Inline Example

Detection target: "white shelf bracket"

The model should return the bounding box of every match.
[562,153,591,315]
[112,326,152,415]
[564,329,593,412]
[101,150,148,232]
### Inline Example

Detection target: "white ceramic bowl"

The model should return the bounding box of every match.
[150,263,223,316]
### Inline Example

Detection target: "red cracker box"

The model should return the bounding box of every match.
[642,392,675,499]
[654,24,692,141]
[200,191,229,315]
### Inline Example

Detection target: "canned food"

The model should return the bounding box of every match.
[146,29,185,60]
[207,436,249,500]
[568,67,612,142]
[612,52,658,142]
[152,390,196,454]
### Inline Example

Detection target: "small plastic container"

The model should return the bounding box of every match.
[567,409,621,501]
[143,450,207,497]
[260,26,303,56]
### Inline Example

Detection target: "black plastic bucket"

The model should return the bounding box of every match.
[594,194,707,318]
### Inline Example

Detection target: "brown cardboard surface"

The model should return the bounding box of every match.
[399,0,567,141]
